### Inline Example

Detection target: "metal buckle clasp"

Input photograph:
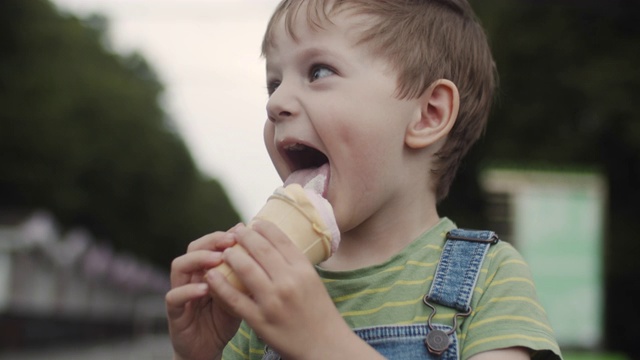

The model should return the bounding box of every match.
[423,295,472,355]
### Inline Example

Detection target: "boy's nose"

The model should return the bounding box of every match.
[266,83,298,122]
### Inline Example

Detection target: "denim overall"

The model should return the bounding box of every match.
[263,229,499,360]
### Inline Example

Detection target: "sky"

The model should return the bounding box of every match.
[51,0,283,221]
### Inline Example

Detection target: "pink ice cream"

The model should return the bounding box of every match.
[213,165,340,293]
[283,163,339,253]
[303,190,339,254]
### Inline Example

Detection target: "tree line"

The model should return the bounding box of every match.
[0,0,240,269]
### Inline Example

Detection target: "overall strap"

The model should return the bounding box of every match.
[422,229,500,356]
[427,229,499,312]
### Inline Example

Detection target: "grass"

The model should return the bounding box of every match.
[563,353,628,360]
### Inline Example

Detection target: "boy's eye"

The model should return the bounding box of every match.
[267,80,280,96]
[310,65,334,82]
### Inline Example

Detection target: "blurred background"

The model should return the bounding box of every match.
[0,0,638,358]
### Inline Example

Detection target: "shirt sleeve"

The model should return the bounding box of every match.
[460,241,563,360]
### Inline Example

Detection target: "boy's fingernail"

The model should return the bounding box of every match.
[222,247,234,260]
[229,223,245,232]
[205,269,218,282]
[210,252,222,262]
[197,283,209,293]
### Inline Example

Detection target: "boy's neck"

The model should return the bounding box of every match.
[321,192,441,272]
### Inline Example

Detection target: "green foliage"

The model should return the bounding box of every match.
[442,0,640,263]
[463,0,640,271]
[0,0,240,268]
[564,353,628,360]
[440,1,640,355]
[475,0,640,163]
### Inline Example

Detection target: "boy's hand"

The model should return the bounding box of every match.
[166,229,242,360]
[206,221,379,359]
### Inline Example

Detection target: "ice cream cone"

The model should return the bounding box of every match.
[214,183,336,293]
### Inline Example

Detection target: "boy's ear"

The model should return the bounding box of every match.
[405,79,460,149]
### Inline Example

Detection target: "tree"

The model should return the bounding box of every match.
[0,0,240,268]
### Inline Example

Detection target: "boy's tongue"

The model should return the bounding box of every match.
[284,163,330,197]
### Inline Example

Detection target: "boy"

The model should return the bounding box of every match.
[166,0,562,359]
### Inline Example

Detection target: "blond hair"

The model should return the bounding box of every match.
[262,0,497,202]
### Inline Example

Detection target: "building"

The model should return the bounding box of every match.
[481,167,607,349]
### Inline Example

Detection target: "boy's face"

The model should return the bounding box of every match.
[263,7,423,233]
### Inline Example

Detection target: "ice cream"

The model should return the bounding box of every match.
[213,172,340,293]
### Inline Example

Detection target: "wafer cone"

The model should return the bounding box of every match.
[214,184,334,293]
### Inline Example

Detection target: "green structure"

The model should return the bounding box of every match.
[481,168,606,349]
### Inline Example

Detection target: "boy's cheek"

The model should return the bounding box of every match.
[263,121,283,176]
[263,120,275,152]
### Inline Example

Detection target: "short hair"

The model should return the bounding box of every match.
[262,0,497,202]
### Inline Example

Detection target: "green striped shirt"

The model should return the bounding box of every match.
[222,218,562,360]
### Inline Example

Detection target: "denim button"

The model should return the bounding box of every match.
[425,329,450,355]
[355,323,457,359]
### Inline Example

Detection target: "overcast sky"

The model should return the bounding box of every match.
[51,0,283,221]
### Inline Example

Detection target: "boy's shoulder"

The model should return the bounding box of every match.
[483,237,530,274]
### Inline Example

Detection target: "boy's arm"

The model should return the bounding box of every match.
[206,221,385,360]
[469,347,530,360]
[462,242,562,359]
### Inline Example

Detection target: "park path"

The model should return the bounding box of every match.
[0,333,174,360]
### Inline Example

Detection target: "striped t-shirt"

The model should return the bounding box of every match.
[222,218,562,360]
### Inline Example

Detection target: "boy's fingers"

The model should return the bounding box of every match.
[206,267,257,319]
[170,250,224,287]
[251,220,301,261]
[220,241,273,293]
[247,220,309,279]
[187,231,237,253]
[233,224,290,279]
[229,223,313,299]
[165,283,209,318]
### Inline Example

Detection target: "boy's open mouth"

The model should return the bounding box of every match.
[282,143,330,196]
[284,143,328,172]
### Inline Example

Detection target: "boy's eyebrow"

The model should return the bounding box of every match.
[266,45,345,72]
[298,46,333,60]
[298,44,354,67]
